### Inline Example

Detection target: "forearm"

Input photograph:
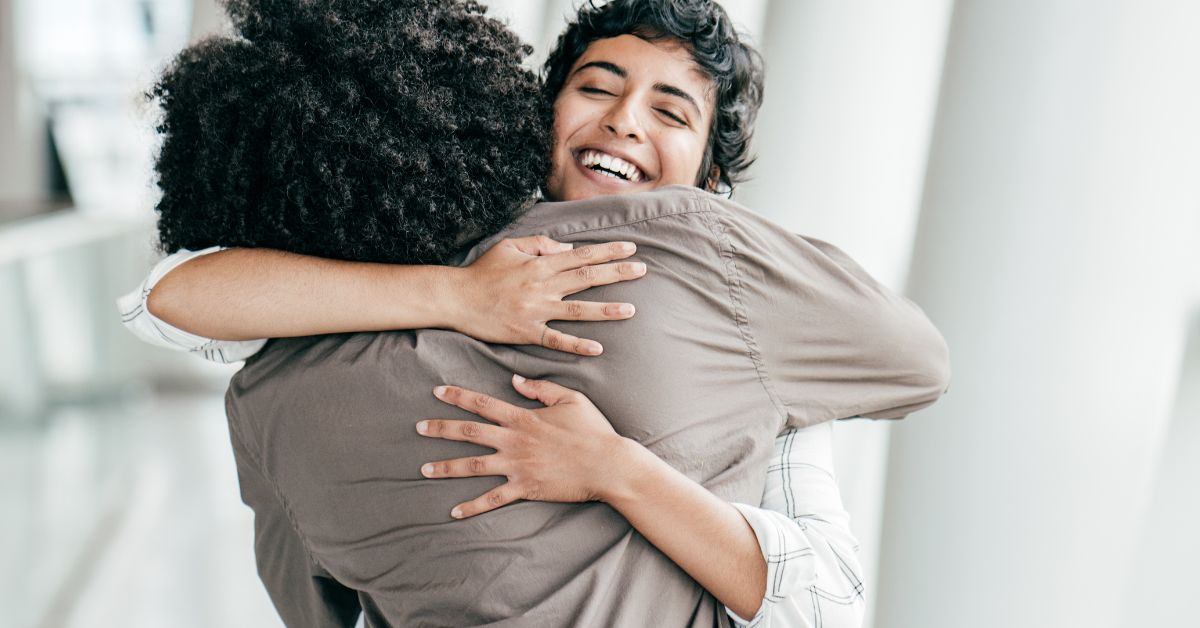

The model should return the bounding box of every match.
[147,248,462,340]
[602,438,767,620]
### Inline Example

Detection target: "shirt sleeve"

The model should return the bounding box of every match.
[726,423,866,628]
[116,246,267,364]
[710,198,951,427]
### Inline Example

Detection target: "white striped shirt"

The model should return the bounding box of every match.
[117,249,866,627]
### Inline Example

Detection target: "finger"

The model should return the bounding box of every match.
[540,326,603,356]
[552,261,647,296]
[420,454,506,479]
[511,374,583,407]
[544,241,637,272]
[433,385,530,426]
[415,419,507,448]
[450,484,521,519]
[506,235,572,257]
[551,300,636,322]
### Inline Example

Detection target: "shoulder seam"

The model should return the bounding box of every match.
[697,208,789,429]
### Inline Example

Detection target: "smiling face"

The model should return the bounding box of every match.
[543,34,716,202]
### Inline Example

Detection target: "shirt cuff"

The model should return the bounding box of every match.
[116,246,267,363]
[728,501,823,627]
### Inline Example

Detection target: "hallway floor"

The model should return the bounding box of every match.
[2,393,284,628]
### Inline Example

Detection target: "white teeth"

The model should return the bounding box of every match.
[578,149,644,182]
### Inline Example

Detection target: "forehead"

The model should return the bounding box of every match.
[571,34,714,102]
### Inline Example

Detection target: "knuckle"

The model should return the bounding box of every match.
[488,491,506,506]
[469,457,486,473]
[574,266,594,281]
[426,420,444,435]
[473,394,491,410]
[573,245,595,259]
[619,262,638,276]
[460,422,479,437]
[544,332,562,350]
[565,301,584,318]
[510,411,535,430]
[437,462,452,476]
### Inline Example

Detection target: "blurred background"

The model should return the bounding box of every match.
[1,0,1196,626]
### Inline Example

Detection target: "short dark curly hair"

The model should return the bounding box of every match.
[542,0,765,193]
[150,0,551,264]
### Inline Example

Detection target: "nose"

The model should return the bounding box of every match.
[600,96,645,141]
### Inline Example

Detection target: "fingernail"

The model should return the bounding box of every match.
[421,463,433,476]
[513,374,526,384]
[416,420,428,434]
[618,304,635,316]
[450,507,463,519]
[620,242,636,253]
[585,342,603,356]
[631,262,646,274]
[433,386,447,398]
[559,242,574,252]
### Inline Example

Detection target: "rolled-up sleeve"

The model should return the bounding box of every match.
[727,423,866,627]
[116,246,267,364]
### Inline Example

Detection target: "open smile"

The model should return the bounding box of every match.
[574,149,646,184]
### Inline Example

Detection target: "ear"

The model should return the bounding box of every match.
[704,165,722,192]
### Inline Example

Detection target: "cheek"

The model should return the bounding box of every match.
[551,97,590,150]
[655,133,709,185]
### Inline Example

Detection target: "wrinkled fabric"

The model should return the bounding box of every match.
[226,186,949,627]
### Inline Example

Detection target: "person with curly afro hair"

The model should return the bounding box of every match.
[120,1,947,626]
[152,0,551,265]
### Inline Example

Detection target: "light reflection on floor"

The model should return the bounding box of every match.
[1,393,283,628]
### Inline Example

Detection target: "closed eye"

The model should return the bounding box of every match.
[657,109,688,126]
[579,87,615,96]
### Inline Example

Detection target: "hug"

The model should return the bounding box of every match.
[121,0,950,625]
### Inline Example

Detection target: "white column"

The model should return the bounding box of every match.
[876,2,1200,627]
[732,3,953,626]
[0,0,46,214]
[482,0,547,55]
[1123,313,1200,627]
[189,0,230,42]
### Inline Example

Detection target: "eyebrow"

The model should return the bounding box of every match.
[572,60,704,118]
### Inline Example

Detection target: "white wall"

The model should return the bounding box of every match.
[877,2,1200,627]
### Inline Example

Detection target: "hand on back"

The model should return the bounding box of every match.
[451,235,646,356]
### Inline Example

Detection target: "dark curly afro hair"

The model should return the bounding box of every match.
[543,0,764,194]
[150,0,552,264]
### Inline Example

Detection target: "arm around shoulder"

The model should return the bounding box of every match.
[117,246,267,362]
[146,247,457,341]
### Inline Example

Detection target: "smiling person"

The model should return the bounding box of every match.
[123,0,949,626]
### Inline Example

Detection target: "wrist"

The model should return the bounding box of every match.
[596,436,657,505]
[413,265,469,331]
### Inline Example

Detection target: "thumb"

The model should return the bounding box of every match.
[509,235,573,257]
[512,374,578,407]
